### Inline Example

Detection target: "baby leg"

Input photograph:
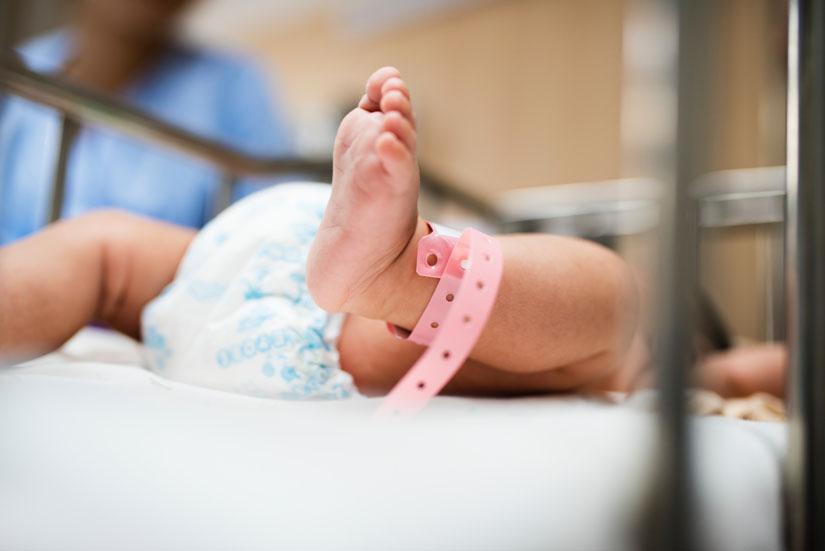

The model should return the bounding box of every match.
[309,67,641,393]
[331,229,642,395]
[0,211,194,362]
[338,316,646,396]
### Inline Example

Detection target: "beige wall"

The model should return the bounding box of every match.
[250,0,625,200]
[707,0,787,171]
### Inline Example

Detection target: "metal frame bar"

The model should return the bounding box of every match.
[0,53,330,178]
[0,53,499,222]
[785,0,825,548]
[214,172,237,220]
[47,114,79,222]
[640,1,703,548]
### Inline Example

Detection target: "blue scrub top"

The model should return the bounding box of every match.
[0,31,293,244]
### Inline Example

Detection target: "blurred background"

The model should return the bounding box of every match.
[3,0,789,344]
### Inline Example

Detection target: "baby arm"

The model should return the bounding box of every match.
[0,211,194,363]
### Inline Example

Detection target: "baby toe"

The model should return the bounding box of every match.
[381,111,416,152]
[375,132,414,178]
[380,90,414,123]
[364,66,401,111]
[381,77,410,99]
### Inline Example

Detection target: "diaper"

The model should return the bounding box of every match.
[141,182,358,400]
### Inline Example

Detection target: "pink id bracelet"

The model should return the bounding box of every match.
[377,223,503,416]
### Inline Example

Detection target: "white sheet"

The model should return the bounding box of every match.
[0,329,786,551]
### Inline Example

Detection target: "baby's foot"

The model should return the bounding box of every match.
[307,67,423,317]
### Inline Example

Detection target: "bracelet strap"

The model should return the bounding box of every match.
[385,223,459,345]
[377,227,503,416]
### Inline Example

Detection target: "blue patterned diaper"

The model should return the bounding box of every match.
[140,183,357,400]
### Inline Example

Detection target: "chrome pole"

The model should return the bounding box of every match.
[640,0,719,548]
[0,57,331,179]
[48,114,79,223]
[213,173,236,220]
[0,57,500,223]
[643,2,691,547]
[785,0,825,549]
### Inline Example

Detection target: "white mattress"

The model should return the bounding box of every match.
[0,329,786,551]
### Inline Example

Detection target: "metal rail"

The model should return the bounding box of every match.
[0,52,332,178]
[497,166,786,235]
[47,114,79,221]
[693,166,786,228]
[785,0,825,549]
[0,52,500,222]
[639,0,724,549]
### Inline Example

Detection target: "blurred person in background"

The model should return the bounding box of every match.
[0,0,293,244]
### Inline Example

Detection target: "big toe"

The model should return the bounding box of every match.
[359,66,402,111]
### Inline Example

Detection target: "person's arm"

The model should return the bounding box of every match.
[0,210,194,363]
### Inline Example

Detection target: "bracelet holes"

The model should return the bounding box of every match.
[426,253,438,267]
[417,381,426,390]
[430,321,439,329]
[463,315,472,324]
[446,293,455,302]
[442,350,451,359]
[484,253,491,261]
[476,280,485,290]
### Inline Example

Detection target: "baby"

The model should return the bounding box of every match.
[0,67,644,399]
